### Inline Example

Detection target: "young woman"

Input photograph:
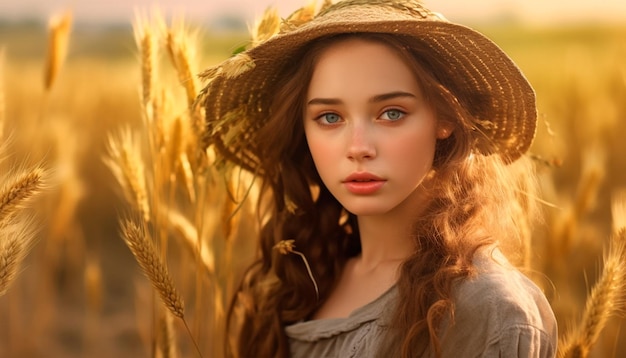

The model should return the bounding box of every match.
[199,1,557,357]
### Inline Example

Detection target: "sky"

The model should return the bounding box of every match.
[1,0,625,26]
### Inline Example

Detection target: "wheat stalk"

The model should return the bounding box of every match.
[274,240,319,301]
[573,146,605,220]
[179,151,196,202]
[549,145,605,259]
[611,189,626,236]
[41,119,86,247]
[84,258,103,313]
[44,11,72,91]
[157,308,178,358]
[0,167,46,226]
[163,207,215,276]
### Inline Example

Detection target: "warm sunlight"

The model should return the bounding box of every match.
[1,0,625,357]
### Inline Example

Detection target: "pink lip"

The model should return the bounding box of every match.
[342,173,386,195]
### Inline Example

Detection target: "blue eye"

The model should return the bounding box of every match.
[321,113,341,124]
[381,109,405,121]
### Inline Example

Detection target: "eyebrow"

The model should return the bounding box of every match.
[307,91,417,106]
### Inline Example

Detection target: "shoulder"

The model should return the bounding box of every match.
[453,248,555,329]
[440,248,558,357]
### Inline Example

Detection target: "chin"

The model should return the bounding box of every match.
[342,204,393,217]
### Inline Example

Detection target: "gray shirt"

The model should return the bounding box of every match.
[286,249,557,357]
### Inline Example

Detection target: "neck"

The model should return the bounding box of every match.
[355,185,431,269]
[356,215,415,270]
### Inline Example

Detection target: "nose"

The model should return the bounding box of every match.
[346,122,376,161]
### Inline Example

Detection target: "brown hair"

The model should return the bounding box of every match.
[225,33,538,358]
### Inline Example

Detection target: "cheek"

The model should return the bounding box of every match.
[305,131,334,174]
[389,131,437,171]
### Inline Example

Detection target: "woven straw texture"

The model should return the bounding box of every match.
[199,0,537,170]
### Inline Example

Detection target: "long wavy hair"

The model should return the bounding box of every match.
[225,33,539,358]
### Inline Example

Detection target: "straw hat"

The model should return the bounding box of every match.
[199,0,537,169]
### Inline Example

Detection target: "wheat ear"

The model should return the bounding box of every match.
[121,218,184,317]
[44,11,72,91]
[251,7,281,47]
[121,218,203,357]
[133,14,157,109]
[558,239,626,357]
[165,27,198,108]
[0,218,38,296]
[0,168,46,225]
[104,129,151,223]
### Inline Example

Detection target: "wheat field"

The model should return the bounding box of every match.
[0,12,625,358]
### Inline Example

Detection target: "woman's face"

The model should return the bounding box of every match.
[303,38,450,217]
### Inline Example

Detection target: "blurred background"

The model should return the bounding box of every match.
[0,0,625,357]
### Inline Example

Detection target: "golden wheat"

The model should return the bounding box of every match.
[134,16,157,109]
[122,216,204,357]
[0,168,46,226]
[121,218,184,318]
[166,116,185,179]
[0,234,22,296]
[3,8,626,356]
[165,28,198,108]
[0,237,24,296]
[0,218,38,296]
[558,238,626,357]
[251,7,280,47]
[104,129,151,224]
[281,1,317,32]
[43,11,72,91]
[119,16,248,356]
